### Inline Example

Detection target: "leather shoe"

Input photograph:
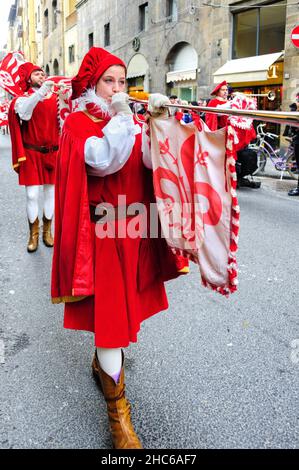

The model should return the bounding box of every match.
[92,351,143,449]
[238,178,261,189]
[288,187,299,196]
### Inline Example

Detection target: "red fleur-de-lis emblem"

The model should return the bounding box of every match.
[158,137,178,165]
[195,148,209,168]
[159,138,170,155]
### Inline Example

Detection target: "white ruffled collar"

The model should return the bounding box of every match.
[77,88,115,117]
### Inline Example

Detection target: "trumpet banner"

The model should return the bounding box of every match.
[0,51,25,96]
[0,52,75,131]
[149,117,241,296]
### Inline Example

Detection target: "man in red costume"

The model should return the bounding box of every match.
[205,81,259,188]
[205,80,229,131]
[51,47,187,449]
[8,62,59,252]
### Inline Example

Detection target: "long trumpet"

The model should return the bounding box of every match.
[130,98,299,127]
[231,91,276,101]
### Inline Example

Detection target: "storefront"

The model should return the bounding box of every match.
[126,53,149,100]
[166,43,198,102]
[213,52,284,134]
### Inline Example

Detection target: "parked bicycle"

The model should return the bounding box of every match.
[249,124,298,180]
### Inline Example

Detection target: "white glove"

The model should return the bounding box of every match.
[111,92,132,115]
[148,93,170,116]
[36,80,55,98]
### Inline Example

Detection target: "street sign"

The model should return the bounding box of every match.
[291,25,299,48]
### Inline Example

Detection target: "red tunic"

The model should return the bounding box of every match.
[205,98,229,131]
[8,93,59,186]
[52,111,186,348]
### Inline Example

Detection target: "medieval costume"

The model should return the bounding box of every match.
[205,80,229,131]
[8,62,59,252]
[51,47,187,449]
[205,81,258,188]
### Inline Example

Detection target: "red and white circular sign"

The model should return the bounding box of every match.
[291,25,299,48]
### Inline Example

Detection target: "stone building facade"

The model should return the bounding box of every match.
[42,0,65,76]
[5,0,299,111]
[74,0,299,114]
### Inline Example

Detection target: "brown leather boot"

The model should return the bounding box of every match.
[27,217,39,253]
[92,351,143,449]
[42,215,54,247]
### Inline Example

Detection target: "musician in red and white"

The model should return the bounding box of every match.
[8,62,59,252]
[51,47,188,449]
[205,80,229,131]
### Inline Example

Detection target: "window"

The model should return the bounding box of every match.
[139,2,149,32]
[44,9,49,36]
[52,0,58,30]
[53,59,59,75]
[69,44,75,63]
[38,5,40,22]
[104,23,110,47]
[166,0,178,22]
[88,32,94,49]
[233,1,286,58]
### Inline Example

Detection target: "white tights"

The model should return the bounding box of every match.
[96,347,122,378]
[26,185,54,223]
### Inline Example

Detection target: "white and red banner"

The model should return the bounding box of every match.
[0,51,75,130]
[0,51,25,96]
[149,97,255,295]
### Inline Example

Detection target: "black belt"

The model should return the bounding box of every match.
[24,143,59,154]
[89,204,144,223]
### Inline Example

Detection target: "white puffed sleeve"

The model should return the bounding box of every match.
[14,91,43,121]
[141,122,153,169]
[85,114,140,176]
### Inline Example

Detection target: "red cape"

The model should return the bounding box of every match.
[51,111,186,304]
[205,98,228,131]
[8,98,26,172]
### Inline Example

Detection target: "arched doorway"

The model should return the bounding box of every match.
[166,42,198,102]
[126,53,150,99]
[45,64,50,76]
[53,59,59,76]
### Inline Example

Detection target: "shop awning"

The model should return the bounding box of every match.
[127,54,149,79]
[166,69,197,83]
[213,52,284,83]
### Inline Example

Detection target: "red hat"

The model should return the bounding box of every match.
[18,62,43,92]
[210,80,228,96]
[71,47,126,100]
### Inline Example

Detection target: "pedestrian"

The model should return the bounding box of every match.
[169,94,178,104]
[168,94,179,115]
[51,47,187,449]
[286,102,299,196]
[8,62,58,252]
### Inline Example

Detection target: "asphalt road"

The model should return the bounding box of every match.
[0,133,298,449]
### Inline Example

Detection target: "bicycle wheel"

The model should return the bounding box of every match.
[286,152,298,180]
[252,149,267,175]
